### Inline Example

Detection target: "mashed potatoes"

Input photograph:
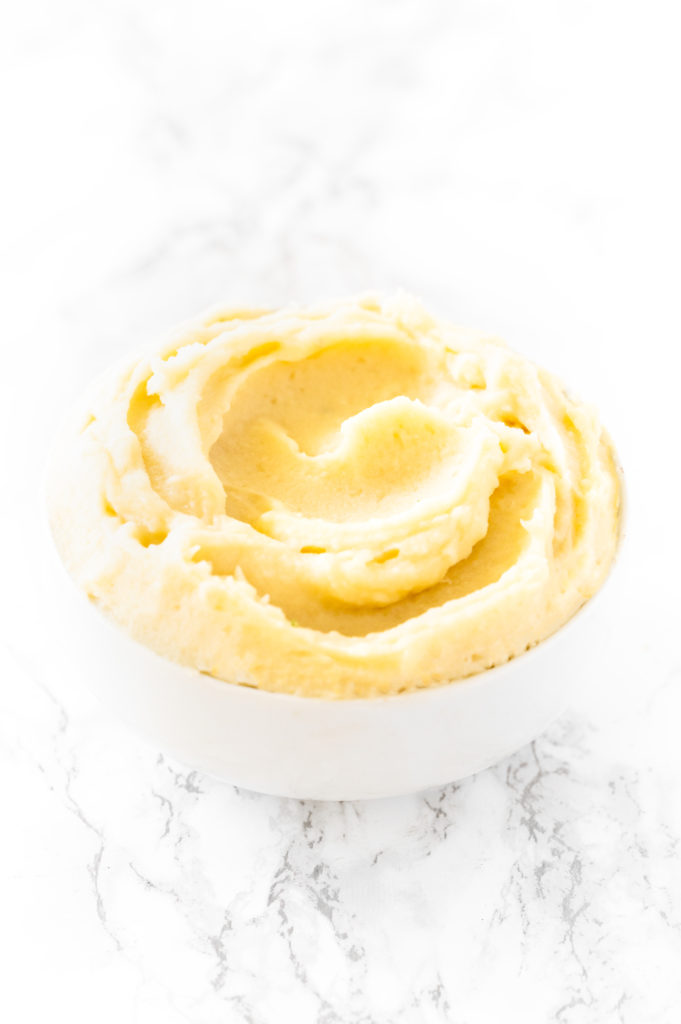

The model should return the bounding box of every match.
[48,294,620,698]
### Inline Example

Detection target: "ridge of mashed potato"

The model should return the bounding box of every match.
[48,293,621,698]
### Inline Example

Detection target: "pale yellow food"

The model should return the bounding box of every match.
[48,294,621,698]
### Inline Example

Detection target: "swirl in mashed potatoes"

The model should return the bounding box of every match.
[48,294,621,698]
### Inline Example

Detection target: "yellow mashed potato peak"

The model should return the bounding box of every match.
[48,293,621,698]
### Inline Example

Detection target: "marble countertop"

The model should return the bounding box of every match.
[2,1,680,1021]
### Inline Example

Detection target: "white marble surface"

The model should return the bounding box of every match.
[2,1,681,1021]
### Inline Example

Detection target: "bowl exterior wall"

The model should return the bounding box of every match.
[57,574,580,799]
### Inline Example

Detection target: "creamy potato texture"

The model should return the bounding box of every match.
[48,294,620,698]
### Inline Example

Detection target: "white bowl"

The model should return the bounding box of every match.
[45,483,625,801]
